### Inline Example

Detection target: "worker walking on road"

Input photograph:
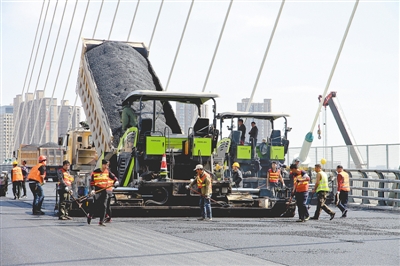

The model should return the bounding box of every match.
[11,161,23,199]
[87,159,116,226]
[28,156,47,215]
[290,164,310,222]
[187,164,212,221]
[336,165,350,218]
[20,160,28,198]
[267,161,285,197]
[310,164,335,220]
[57,160,74,220]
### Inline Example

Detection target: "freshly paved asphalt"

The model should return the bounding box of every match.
[1,183,399,266]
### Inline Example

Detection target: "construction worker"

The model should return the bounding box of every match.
[57,160,74,220]
[121,100,137,132]
[248,121,258,154]
[336,165,350,218]
[290,164,310,222]
[187,164,212,221]
[238,119,246,144]
[267,161,285,197]
[20,160,28,198]
[105,164,119,223]
[231,162,243,188]
[310,164,335,220]
[87,159,117,226]
[28,155,47,215]
[11,161,23,199]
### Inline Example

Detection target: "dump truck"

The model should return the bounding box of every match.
[73,38,295,217]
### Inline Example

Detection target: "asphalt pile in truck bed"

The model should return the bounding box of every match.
[85,41,181,147]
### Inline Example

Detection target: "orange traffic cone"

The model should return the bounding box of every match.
[159,154,169,179]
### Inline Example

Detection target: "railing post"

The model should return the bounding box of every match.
[386,144,389,170]
[347,145,351,169]
[358,170,370,204]
[375,171,386,206]
[366,145,369,169]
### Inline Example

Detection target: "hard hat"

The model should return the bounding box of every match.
[215,164,222,171]
[193,164,203,171]
[232,162,240,168]
[38,155,47,162]
[12,161,18,165]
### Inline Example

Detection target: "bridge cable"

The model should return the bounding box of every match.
[245,0,285,113]
[28,0,68,144]
[126,0,141,41]
[20,0,60,145]
[108,0,121,40]
[58,0,91,136]
[9,0,46,157]
[202,0,233,92]
[148,0,164,49]
[92,0,104,39]
[298,0,359,162]
[164,0,194,91]
[39,0,80,143]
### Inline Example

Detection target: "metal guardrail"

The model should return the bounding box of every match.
[320,168,400,208]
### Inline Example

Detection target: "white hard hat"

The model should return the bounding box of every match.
[193,164,204,171]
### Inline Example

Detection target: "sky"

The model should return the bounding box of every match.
[1,0,399,149]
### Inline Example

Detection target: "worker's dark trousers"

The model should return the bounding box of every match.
[12,181,22,198]
[29,182,44,214]
[313,191,334,218]
[295,191,309,220]
[105,191,113,219]
[58,191,71,218]
[337,191,349,213]
[92,190,108,223]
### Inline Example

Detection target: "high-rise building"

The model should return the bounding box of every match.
[13,91,80,149]
[237,98,272,143]
[0,105,14,162]
[175,102,209,134]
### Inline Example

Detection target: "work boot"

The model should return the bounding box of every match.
[304,216,310,221]
[330,212,335,220]
[296,219,305,222]
[341,210,347,218]
[197,217,205,221]
[310,217,319,220]
[98,222,106,226]
[65,216,73,220]
[205,218,212,221]
[87,215,92,224]
[59,216,67,220]
[104,215,111,223]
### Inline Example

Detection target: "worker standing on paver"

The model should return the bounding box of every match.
[267,161,285,197]
[290,164,310,222]
[231,162,243,188]
[11,161,23,199]
[187,164,212,221]
[57,160,74,220]
[310,164,335,220]
[28,156,47,215]
[336,165,350,218]
[121,100,137,132]
[87,159,114,226]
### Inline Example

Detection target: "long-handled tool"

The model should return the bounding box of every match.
[68,191,89,217]
[280,196,295,217]
[188,187,230,207]
[77,186,114,202]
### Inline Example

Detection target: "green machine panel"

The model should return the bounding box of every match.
[146,136,166,155]
[237,145,252,160]
[192,138,211,156]
[270,146,285,160]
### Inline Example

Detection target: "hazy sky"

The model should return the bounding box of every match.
[1,0,398,149]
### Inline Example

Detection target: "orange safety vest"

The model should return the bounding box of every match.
[337,171,350,192]
[268,169,280,183]
[106,176,115,191]
[61,169,74,187]
[12,167,23,182]
[91,169,110,189]
[294,170,309,192]
[28,163,46,184]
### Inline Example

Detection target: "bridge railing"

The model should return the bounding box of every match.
[319,168,400,208]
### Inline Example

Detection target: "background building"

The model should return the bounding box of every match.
[0,105,14,163]
[237,98,272,143]
[58,100,81,139]
[176,102,209,134]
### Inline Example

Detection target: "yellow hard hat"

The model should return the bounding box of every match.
[12,161,18,165]
[232,162,240,168]
[215,164,222,171]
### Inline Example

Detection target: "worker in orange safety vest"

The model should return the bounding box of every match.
[336,165,350,218]
[11,161,23,200]
[28,156,47,215]
[290,164,310,222]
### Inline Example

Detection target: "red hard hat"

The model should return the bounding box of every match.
[38,155,47,162]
